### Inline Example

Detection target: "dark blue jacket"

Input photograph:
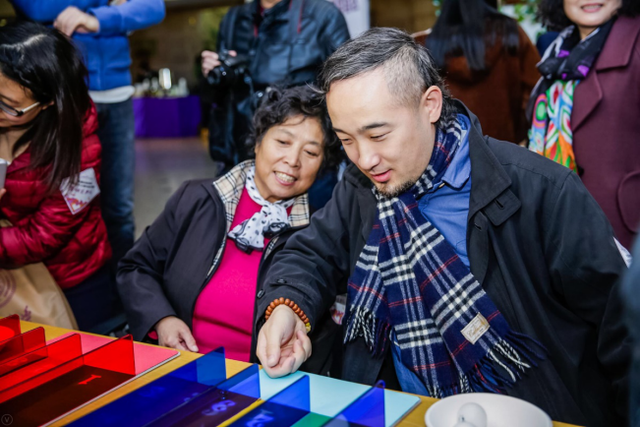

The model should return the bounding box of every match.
[11,0,165,91]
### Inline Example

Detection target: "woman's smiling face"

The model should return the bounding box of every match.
[253,115,325,203]
[563,0,622,39]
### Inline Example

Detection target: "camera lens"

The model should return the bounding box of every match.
[207,66,228,86]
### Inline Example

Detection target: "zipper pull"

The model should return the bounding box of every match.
[257,289,265,299]
[207,263,216,277]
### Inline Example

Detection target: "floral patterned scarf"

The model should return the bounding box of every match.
[528,19,614,171]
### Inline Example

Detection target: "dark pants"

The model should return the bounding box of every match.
[63,267,119,333]
[95,99,136,269]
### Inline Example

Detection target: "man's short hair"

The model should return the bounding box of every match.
[319,27,457,126]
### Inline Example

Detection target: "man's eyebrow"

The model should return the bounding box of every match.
[333,122,389,134]
[360,122,389,132]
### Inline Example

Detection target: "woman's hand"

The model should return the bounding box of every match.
[256,305,312,378]
[0,189,5,202]
[155,316,199,352]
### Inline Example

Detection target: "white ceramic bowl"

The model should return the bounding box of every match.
[425,393,553,427]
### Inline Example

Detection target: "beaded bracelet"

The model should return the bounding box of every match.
[265,297,311,333]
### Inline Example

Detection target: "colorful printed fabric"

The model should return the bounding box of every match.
[527,19,614,171]
[529,80,579,171]
[345,116,546,398]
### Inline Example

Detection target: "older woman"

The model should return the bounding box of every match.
[529,0,640,248]
[117,86,342,372]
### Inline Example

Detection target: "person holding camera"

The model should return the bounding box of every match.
[201,0,350,180]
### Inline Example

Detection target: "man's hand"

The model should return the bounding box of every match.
[201,50,237,77]
[155,316,199,352]
[54,7,100,37]
[257,305,312,378]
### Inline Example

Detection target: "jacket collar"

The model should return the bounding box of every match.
[462,101,517,222]
[211,159,310,233]
[572,16,640,131]
[252,0,292,25]
[594,15,640,71]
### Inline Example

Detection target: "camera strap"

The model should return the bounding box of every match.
[284,0,304,87]
[222,6,241,52]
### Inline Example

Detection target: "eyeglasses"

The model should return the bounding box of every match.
[0,99,40,117]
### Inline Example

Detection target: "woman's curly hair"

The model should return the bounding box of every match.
[537,0,640,31]
[246,85,343,172]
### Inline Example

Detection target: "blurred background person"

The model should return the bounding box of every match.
[0,21,113,332]
[528,0,640,249]
[200,0,349,209]
[118,86,342,372]
[10,0,166,272]
[415,0,540,144]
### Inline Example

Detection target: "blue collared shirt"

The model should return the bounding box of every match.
[417,114,472,267]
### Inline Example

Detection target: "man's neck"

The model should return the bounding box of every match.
[260,0,282,10]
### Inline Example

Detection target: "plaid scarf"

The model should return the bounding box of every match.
[528,19,614,172]
[345,117,545,398]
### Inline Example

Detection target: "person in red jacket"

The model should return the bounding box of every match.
[0,21,113,331]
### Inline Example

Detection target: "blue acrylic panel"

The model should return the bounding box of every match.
[145,364,261,427]
[323,380,386,427]
[229,375,311,427]
[69,347,228,427]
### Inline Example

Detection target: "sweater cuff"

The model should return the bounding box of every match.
[88,6,122,35]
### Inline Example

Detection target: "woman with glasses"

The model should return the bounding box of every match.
[0,21,113,331]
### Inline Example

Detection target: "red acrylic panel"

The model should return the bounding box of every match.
[83,334,136,375]
[0,327,47,375]
[0,335,136,427]
[0,314,21,343]
[0,333,83,402]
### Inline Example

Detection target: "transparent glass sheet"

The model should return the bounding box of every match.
[229,374,311,427]
[0,314,21,342]
[0,327,47,375]
[322,380,386,427]
[0,335,136,427]
[146,363,261,427]
[68,347,229,427]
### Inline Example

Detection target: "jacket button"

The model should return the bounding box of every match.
[276,279,287,284]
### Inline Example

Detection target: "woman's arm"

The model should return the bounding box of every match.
[116,181,190,341]
[9,0,101,22]
[87,0,165,36]
[0,170,99,267]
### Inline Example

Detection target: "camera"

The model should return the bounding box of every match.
[207,51,250,88]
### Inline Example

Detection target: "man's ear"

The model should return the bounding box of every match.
[420,85,443,125]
